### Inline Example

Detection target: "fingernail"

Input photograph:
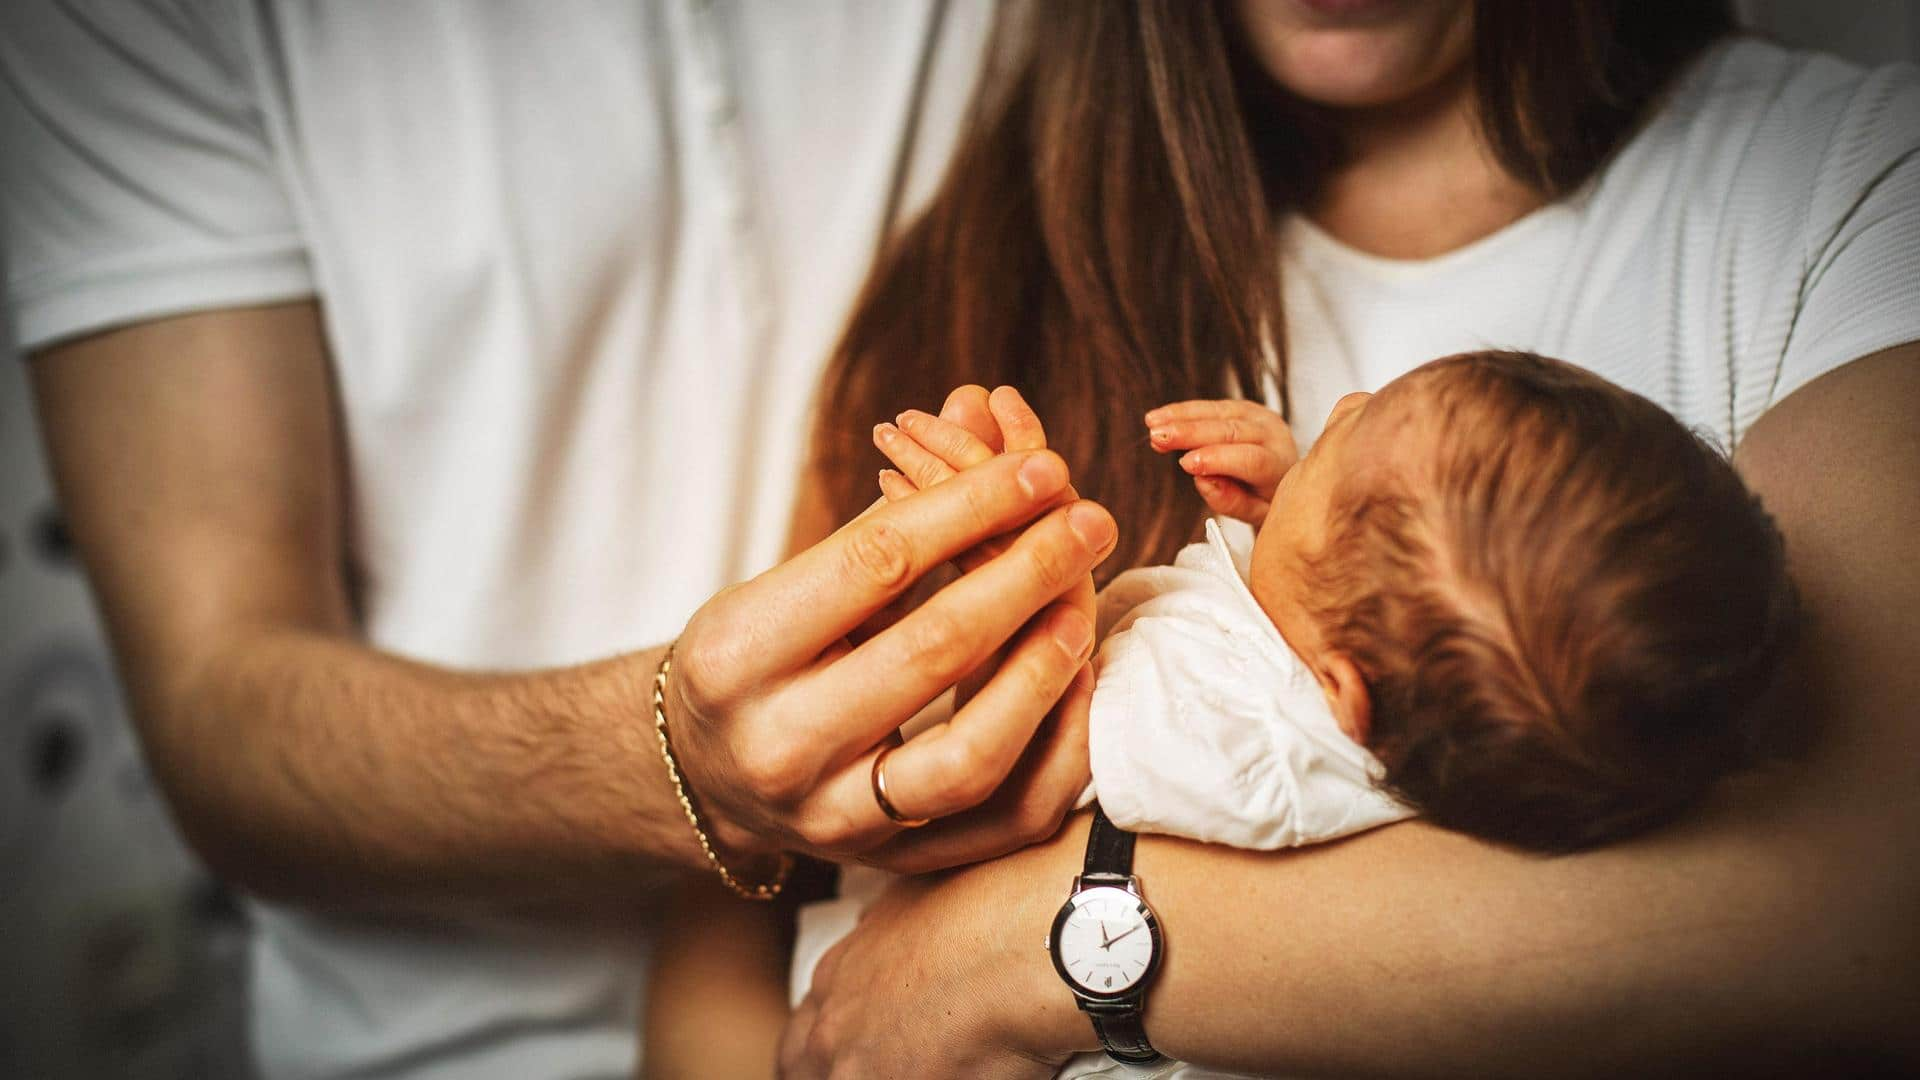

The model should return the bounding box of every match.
[1053,610,1093,659]
[1074,661,1097,692]
[874,422,897,443]
[897,409,927,429]
[1144,409,1164,425]
[1150,428,1171,444]
[1179,452,1201,473]
[1018,453,1067,498]
[1067,502,1115,552]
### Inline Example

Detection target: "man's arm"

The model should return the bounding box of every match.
[786,343,1920,1076]
[30,302,697,915]
[30,301,1114,918]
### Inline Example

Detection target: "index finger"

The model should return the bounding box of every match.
[723,448,1073,675]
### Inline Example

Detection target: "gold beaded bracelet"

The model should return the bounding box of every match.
[651,643,792,901]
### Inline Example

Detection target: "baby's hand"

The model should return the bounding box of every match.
[1145,399,1299,526]
[871,386,1097,717]
[871,385,1075,572]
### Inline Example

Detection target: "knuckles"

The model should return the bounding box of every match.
[795,804,860,851]
[734,739,813,807]
[669,630,735,716]
[959,466,1003,532]
[1019,790,1072,844]
[893,605,971,680]
[1021,529,1079,595]
[843,519,917,594]
[1017,641,1069,699]
[928,740,999,809]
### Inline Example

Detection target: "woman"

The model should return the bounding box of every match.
[670,0,1918,1075]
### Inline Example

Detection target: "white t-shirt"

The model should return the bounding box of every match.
[1,2,991,1078]
[1283,39,1920,452]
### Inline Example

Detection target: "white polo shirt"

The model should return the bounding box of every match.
[1,2,991,1077]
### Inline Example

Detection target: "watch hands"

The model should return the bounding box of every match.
[1098,920,1111,947]
[1102,925,1142,950]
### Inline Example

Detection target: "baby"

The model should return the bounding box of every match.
[868,350,1798,858]
[650,350,1799,1079]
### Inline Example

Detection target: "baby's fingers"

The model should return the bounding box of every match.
[878,468,918,502]
[939,384,1002,452]
[1179,442,1289,496]
[898,409,997,472]
[874,422,960,491]
[1145,399,1290,454]
[1195,476,1270,526]
[869,436,1004,573]
[988,386,1050,452]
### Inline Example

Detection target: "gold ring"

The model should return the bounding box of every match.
[871,739,930,828]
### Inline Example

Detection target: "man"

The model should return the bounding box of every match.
[2,2,1107,1076]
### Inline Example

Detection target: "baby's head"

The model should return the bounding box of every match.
[1249,351,1798,852]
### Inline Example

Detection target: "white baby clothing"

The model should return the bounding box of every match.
[1085,520,1411,851]
[790,520,1412,1079]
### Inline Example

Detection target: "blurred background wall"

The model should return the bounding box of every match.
[1,3,1914,1078]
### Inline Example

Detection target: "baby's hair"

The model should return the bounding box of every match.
[1304,351,1799,852]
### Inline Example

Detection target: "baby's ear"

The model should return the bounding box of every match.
[1321,653,1373,745]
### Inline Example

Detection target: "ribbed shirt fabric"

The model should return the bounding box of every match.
[1281,40,1919,455]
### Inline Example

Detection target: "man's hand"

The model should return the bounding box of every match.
[871,385,1099,728]
[1144,398,1299,526]
[665,388,1113,873]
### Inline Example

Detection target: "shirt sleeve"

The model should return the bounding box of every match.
[0,0,314,353]
[1771,63,1920,408]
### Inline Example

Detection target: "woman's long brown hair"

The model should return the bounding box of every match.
[809,0,1732,582]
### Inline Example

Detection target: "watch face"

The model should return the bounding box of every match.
[1049,884,1161,998]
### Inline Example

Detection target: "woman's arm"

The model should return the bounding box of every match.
[785,343,1920,1077]
[642,875,794,1080]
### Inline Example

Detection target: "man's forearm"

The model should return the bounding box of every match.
[151,627,708,918]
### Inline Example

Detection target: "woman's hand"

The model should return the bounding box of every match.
[782,814,1097,1080]
[663,432,1116,875]
[1145,398,1299,526]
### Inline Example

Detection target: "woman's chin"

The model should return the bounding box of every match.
[1261,42,1450,108]
[1234,0,1472,110]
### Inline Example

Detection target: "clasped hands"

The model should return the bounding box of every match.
[660,383,1295,876]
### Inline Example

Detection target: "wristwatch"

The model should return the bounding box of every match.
[1046,803,1164,1064]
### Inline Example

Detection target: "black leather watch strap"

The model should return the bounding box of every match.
[1083,802,1137,882]
[1077,803,1160,1065]
[1088,1011,1160,1066]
